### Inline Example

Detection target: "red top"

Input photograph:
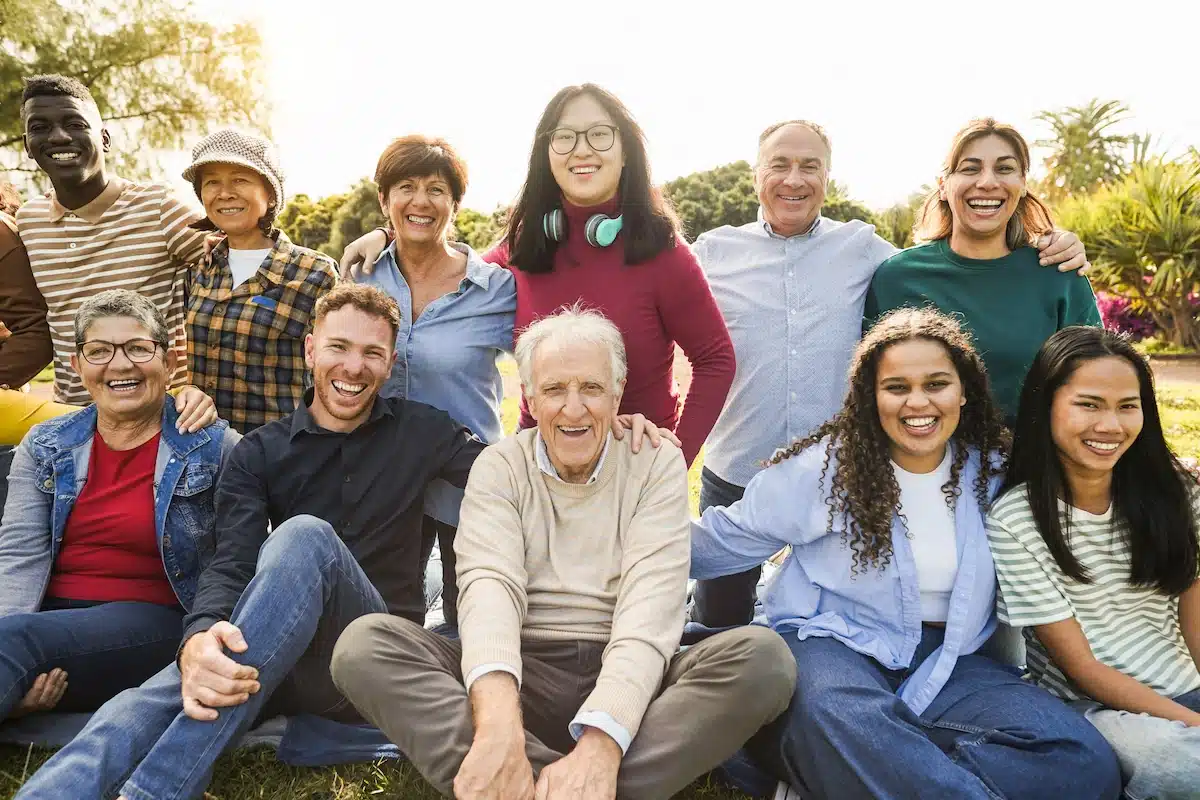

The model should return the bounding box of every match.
[48,431,178,606]
[486,198,735,465]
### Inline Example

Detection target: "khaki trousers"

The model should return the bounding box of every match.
[331,616,795,799]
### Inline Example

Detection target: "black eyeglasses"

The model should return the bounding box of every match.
[547,124,618,155]
[77,338,164,365]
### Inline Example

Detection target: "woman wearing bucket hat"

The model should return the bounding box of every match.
[182,129,339,434]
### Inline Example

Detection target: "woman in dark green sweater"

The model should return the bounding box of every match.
[864,118,1101,422]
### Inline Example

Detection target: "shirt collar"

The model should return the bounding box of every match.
[535,431,610,485]
[376,241,498,292]
[48,177,129,223]
[757,206,821,240]
[289,387,395,440]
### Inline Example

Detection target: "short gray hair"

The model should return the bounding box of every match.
[74,289,169,348]
[515,304,627,396]
[756,119,833,171]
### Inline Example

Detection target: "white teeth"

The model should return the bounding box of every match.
[50,153,78,161]
[967,199,1003,208]
[570,166,599,174]
[780,195,804,201]
[217,208,244,215]
[406,215,434,224]
[1084,440,1120,452]
[332,380,365,393]
[107,379,140,391]
[559,426,589,432]
[902,416,936,427]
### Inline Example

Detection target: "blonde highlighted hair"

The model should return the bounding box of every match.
[913,117,1053,251]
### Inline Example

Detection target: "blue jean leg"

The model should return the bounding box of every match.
[690,468,756,628]
[13,663,186,800]
[920,654,1121,800]
[749,633,1120,800]
[120,514,387,800]
[0,600,183,718]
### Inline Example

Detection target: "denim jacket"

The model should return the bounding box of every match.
[691,438,1002,716]
[0,400,240,614]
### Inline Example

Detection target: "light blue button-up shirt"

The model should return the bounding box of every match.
[690,439,1002,715]
[356,241,516,524]
[692,213,898,488]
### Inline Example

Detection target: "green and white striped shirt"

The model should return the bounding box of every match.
[987,486,1200,701]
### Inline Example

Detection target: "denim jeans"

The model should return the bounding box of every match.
[689,468,756,628]
[14,514,388,800]
[0,445,13,513]
[1078,688,1200,799]
[0,598,183,718]
[747,626,1122,800]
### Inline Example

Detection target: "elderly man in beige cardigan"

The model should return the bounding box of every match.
[331,305,795,800]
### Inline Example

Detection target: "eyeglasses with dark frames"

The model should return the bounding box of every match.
[77,338,164,366]
[547,124,618,155]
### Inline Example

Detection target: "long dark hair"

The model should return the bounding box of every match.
[1001,326,1199,595]
[769,308,1009,574]
[502,83,680,273]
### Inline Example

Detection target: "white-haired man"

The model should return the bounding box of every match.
[331,305,796,800]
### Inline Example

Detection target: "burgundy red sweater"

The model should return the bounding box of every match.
[486,198,734,465]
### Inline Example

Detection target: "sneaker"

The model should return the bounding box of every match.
[773,781,805,800]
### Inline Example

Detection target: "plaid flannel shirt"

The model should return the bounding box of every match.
[186,232,338,433]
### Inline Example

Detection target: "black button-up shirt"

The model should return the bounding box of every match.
[180,390,485,646]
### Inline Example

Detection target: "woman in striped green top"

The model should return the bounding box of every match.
[988,326,1200,799]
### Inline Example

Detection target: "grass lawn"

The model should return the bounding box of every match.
[5,371,1199,799]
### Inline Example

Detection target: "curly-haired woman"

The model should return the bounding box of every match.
[690,308,1120,799]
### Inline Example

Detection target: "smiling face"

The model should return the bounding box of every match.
[527,340,624,483]
[547,93,624,207]
[755,124,829,237]
[380,173,455,248]
[70,315,172,423]
[1050,356,1144,482]
[939,134,1026,245]
[23,94,110,192]
[304,305,396,432]
[875,338,966,473]
[198,163,272,240]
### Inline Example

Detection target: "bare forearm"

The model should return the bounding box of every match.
[1180,580,1200,668]
[1070,659,1200,724]
[468,671,524,737]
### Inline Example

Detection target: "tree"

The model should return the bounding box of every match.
[277,192,346,252]
[662,161,758,241]
[1,0,269,186]
[454,205,507,252]
[1058,158,1200,349]
[1035,99,1132,203]
[823,179,877,226]
[875,190,931,248]
[322,179,386,259]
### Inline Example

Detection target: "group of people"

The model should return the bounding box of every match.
[0,70,1195,800]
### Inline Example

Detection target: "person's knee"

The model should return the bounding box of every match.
[724,626,798,714]
[259,514,337,563]
[330,614,419,696]
[1045,717,1122,798]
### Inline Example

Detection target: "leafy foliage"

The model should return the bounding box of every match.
[1035,99,1132,202]
[1,0,269,188]
[662,161,759,242]
[1058,158,1200,349]
[453,205,508,253]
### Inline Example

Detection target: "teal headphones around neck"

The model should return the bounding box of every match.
[542,208,624,248]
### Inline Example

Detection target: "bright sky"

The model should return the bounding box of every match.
[170,0,1200,214]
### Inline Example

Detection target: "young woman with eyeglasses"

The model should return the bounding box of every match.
[476,84,734,465]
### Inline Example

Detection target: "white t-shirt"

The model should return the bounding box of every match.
[893,451,959,622]
[227,248,272,287]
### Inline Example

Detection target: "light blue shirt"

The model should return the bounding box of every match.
[690,439,1002,716]
[692,213,898,487]
[357,241,516,524]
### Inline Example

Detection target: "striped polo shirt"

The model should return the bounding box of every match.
[987,486,1200,701]
[17,178,207,405]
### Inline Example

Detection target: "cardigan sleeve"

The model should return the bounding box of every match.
[653,238,735,465]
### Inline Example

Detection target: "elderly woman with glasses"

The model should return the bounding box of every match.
[0,289,239,721]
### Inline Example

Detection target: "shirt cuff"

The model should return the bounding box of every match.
[464,662,521,692]
[569,710,633,755]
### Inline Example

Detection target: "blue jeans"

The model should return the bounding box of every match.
[1078,688,1200,799]
[689,468,756,628]
[748,626,1121,800]
[0,598,183,718]
[15,515,388,800]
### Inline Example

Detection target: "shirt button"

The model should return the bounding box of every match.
[787,271,794,278]
[215,305,225,315]
[69,242,77,249]
[344,476,351,483]
[791,392,797,399]
[791,349,797,356]
[43,479,53,490]
[163,535,171,548]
